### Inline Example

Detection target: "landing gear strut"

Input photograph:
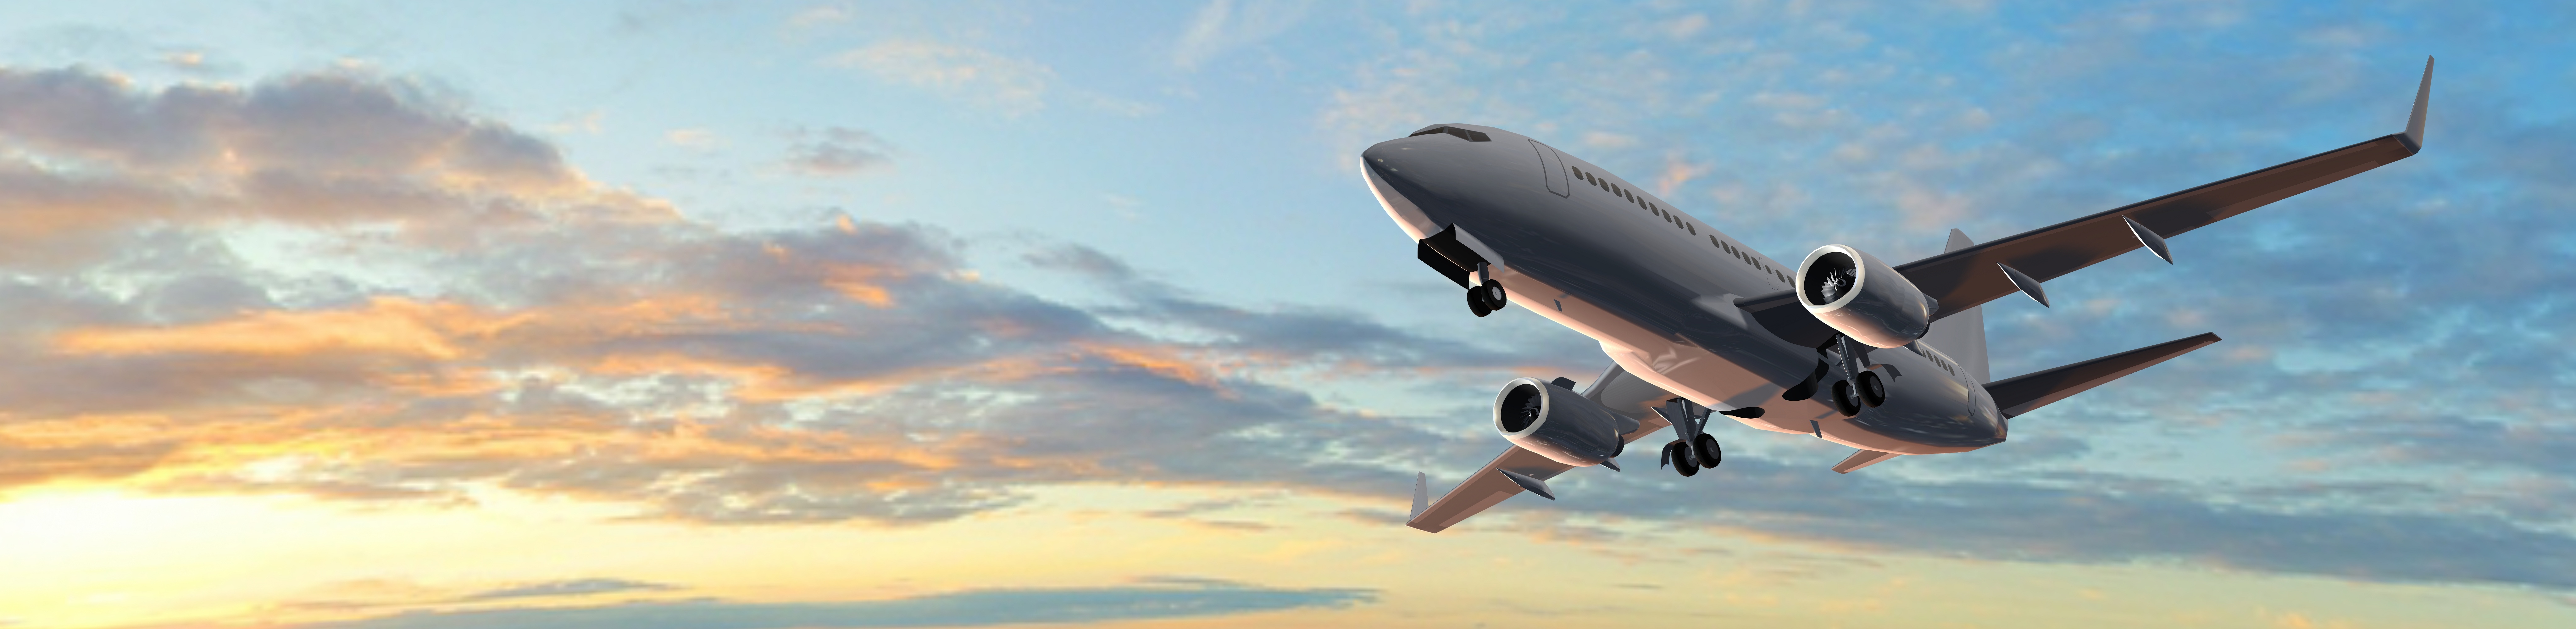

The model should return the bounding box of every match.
[1654,398,1730,477]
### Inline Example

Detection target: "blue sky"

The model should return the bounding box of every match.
[0,1,2572,627]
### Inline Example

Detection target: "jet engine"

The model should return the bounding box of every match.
[1494,377,1637,467]
[1797,245,1938,349]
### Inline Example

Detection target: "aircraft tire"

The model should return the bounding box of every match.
[1857,371,1887,408]
[1693,434,1722,468]
[1480,280,1508,310]
[1831,380,1860,417]
[1666,440,1698,476]
[1467,289,1491,317]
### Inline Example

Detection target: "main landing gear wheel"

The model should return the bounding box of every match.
[1830,380,1861,417]
[1693,433,1722,468]
[1663,440,1700,476]
[1857,370,1888,408]
[1467,289,1492,317]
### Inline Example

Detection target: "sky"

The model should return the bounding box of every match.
[0,0,2572,627]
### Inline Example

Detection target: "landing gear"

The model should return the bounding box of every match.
[1693,433,1723,467]
[1663,440,1700,476]
[1464,279,1505,317]
[1857,370,1888,408]
[1829,380,1861,417]
[1653,398,1723,477]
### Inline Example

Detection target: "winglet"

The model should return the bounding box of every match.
[2403,56,2433,151]
[1409,472,1429,520]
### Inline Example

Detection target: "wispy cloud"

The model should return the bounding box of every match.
[463,578,678,601]
[782,127,895,177]
[1172,0,1312,70]
[827,40,1055,116]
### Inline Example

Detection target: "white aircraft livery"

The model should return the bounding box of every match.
[1372,58,2434,533]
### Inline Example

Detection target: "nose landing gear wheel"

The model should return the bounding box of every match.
[1857,370,1888,408]
[1692,433,1723,468]
[1465,280,1506,317]
[1830,380,1860,417]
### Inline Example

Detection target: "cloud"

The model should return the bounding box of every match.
[295,581,1374,629]
[782,127,894,177]
[1172,0,1313,70]
[787,5,852,29]
[463,578,678,601]
[0,65,1542,529]
[665,128,721,149]
[0,66,661,267]
[828,40,1055,116]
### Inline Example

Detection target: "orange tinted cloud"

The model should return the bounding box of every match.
[54,298,505,359]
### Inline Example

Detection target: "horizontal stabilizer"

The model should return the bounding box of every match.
[1832,449,1902,474]
[1985,332,2222,418]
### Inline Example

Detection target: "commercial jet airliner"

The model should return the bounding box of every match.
[1371,58,2435,533]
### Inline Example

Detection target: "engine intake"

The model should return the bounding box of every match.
[1797,245,1936,349]
[1494,377,1637,467]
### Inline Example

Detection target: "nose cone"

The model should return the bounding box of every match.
[1360,141,1417,186]
[1359,125,1528,234]
[1360,133,1475,203]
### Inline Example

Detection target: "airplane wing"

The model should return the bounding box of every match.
[1406,363,1676,533]
[1899,57,2434,320]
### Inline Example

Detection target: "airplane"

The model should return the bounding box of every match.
[1367,58,2435,533]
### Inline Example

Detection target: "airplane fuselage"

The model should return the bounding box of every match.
[1363,124,2006,454]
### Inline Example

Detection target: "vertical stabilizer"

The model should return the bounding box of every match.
[1919,229,1992,382]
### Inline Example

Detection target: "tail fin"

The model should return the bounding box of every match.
[1919,229,1992,382]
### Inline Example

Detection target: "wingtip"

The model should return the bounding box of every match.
[1408,471,1430,521]
[2404,55,2433,150]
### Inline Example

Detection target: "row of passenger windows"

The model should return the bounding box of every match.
[1569,165,1790,285]
[1904,342,1961,376]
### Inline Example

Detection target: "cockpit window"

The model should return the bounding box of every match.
[1408,125,1492,142]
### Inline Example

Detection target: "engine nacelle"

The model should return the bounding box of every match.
[1494,377,1636,467]
[1797,245,1937,349]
